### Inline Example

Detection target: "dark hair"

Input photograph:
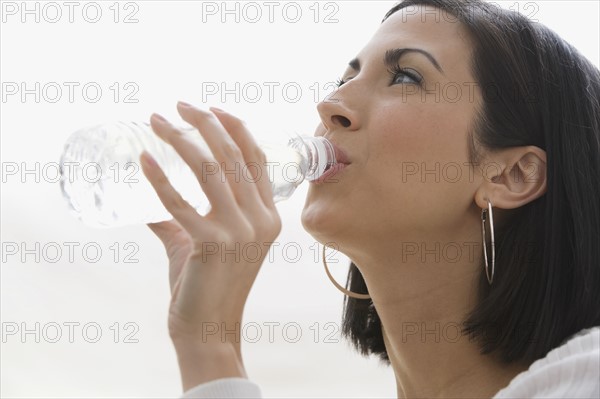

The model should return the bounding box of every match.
[341,0,600,365]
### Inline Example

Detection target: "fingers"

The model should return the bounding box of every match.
[148,112,238,215]
[209,107,276,209]
[140,151,205,235]
[175,102,267,211]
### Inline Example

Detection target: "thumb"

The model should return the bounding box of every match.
[147,219,184,245]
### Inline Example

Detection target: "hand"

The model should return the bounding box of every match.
[140,102,282,388]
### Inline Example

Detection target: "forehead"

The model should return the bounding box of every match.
[358,6,473,70]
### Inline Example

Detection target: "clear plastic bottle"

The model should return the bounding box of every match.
[59,121,336,228]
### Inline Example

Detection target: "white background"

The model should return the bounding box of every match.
[1,1,598,398]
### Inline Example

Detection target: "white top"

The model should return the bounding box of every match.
[492,326,599,398]
[181,378,262,398]
[181,326,599,399]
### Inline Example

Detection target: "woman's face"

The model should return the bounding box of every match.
[301,7,484,255]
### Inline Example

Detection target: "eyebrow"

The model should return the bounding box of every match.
[348,48,445,75]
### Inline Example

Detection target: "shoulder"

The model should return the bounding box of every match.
[493,326,600,399]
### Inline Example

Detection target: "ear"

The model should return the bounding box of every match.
[474,146,547,210]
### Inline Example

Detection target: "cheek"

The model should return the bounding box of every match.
[368,102,472,174]
[354,108,475,231]
[365,107,436,175]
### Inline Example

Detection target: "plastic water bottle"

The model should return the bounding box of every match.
[59,121,336,228]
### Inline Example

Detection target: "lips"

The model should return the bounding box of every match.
[313,140,352,184]
[330,142,352,166]
[313,163,349,184]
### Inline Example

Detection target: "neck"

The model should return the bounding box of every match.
[348,240,531,399]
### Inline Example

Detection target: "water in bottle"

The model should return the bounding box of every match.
[59,121,336,228]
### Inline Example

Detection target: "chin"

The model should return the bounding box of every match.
[301,193,350,247]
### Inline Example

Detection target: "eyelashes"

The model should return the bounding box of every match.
[335,65,423,88]
[387,65,423,85]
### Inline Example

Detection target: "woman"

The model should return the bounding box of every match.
[140,0,600,397]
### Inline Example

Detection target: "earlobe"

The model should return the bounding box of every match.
[475,146,547,210]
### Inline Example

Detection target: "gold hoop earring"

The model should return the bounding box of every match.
[322,245,371,300]
[481,198,496,285]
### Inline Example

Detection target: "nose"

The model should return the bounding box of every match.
[316,83,362,136]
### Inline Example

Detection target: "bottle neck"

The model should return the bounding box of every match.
[288,136,336,181]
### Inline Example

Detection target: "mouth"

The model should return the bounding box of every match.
[312,141,352,184]
[331,142,352,166]
[312,163,350,184]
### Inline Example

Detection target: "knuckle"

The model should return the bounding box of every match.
[218,216,255,243]
[253,147,267,164]
[154,170,169,185]
[255,212,282,240]
[269,213,283,238]
[193,107,215,120]
[222,141,243,160]
[230,231,254,245]
[164,124,184,140]
[229,113,246,127]
[189,111,216,129]
[164,191,189,211]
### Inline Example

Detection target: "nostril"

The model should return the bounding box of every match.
[332,115,351,128]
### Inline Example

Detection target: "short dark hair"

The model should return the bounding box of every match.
[341,0,600,365]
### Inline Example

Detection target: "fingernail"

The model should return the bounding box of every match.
[210,106,226,113]
[151,113,167,124]
[178,101,192,108]
[140,151,158,168]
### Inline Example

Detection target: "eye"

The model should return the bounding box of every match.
[388,66,423,86]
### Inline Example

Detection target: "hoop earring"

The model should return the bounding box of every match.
[322,245,371,300]
[481,198,496,285]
